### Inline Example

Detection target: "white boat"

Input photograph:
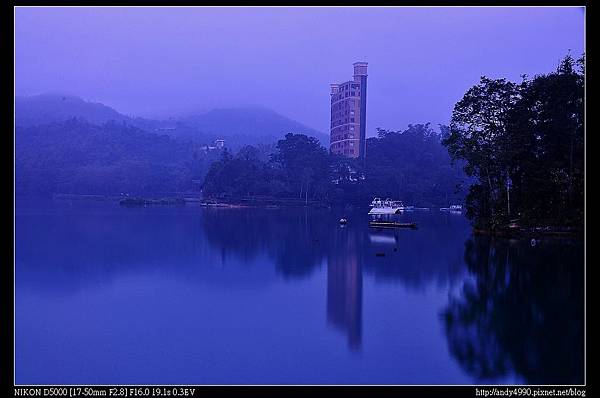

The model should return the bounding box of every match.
[368,197,404,215]
[440,205,462,214]
[441,204,463,212]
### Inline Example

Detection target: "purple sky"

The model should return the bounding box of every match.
[15,7,584,134]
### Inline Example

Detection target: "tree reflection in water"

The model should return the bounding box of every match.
[22,203,583,383]
[202,208,365,349]
[201,208,330,278]
[443,237,584,384]
[201,208,472,353]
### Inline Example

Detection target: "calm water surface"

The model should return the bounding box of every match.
[15,201,583,384]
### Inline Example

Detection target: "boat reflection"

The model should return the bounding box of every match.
[368,230,398,245]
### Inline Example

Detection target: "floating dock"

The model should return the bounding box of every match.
[369,221,417,229]
[120,197,185,206]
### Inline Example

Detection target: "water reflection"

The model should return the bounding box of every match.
[201,208,471,352]
[443,236,584,384]
[16,204,470,352]
[368,230,398,245]
[15,202,583,384]
[327,226,362,350]
[201,208,584,383]
[202,208,365,348]
[201,208,329,279]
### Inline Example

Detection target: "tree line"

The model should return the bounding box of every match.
[202,123,468,207]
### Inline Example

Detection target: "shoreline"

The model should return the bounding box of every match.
[473,226,583,239]
[45,194,584,239]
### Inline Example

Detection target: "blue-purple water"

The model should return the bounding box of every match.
[15,200,583,385]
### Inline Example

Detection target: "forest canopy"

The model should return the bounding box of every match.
[202,124,468,207]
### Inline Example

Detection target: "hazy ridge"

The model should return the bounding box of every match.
[15,94,328,146]
[15,94,328,197]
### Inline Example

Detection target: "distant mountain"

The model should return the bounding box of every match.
[15,94,131,126]
[177,107,329,146]
[15,94,329,147]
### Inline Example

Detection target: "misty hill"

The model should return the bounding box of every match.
[15,94,131,126]
[15,94,328,147]
[176,107,329,147]
[14,94,329,197]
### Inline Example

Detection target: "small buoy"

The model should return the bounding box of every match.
[339,218,347,225]
[530,238,537,247]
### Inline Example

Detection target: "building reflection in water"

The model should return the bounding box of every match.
[326,226,363,351]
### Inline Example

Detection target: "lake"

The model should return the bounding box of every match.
[15,200,584,385]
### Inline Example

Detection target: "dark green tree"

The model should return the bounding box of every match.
[270,133,330,202]
[364,123,467,207]
[504,55,584,225]
[443,77,521,227]
[443,54,584,229]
